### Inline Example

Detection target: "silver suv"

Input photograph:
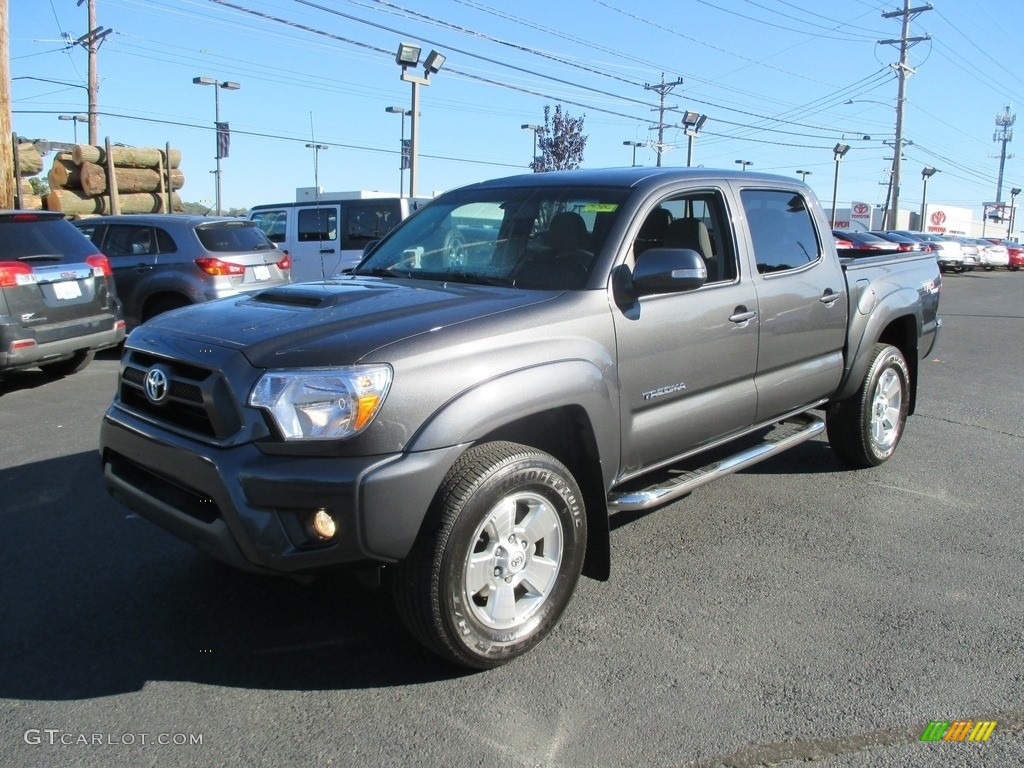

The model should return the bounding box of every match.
[1,210,125,377]
[74,215,291,328]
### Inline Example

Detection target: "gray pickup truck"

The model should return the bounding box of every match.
[100,167,940,668]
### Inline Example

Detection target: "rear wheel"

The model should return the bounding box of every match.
[827,344,910,467]
[40,350,95,377]
[393,442,586,669]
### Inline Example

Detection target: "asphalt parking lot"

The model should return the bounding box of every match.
[1,271,1022,768]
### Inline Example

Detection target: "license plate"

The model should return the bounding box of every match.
[253,265,271,281]
[53,280,83,300]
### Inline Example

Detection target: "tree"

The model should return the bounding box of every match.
[28,177,50,196]
[532,105,586,172]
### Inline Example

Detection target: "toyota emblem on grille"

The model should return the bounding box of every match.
[144,367,170,404]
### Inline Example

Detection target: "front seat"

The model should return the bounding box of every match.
[663,218,717,281]
[545,211,591,254]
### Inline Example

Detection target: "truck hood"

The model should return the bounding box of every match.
[132,276,560,368]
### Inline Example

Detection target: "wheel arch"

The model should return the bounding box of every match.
[407,360,619,580]
[141,291,192,321]
[837,294,921,413]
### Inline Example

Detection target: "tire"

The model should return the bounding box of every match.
[1010,265,1020,272]
[393,441,587,669]
[40,350,95,377]
[443,230,467,267]
[826,344,910,468]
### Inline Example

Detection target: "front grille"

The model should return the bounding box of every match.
[119,350,242,440]
[108,451,220,524]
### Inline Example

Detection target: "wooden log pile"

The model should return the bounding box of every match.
[43,143,184,215]
[15,143,44,209]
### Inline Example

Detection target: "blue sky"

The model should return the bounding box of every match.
[10,0,1024,219]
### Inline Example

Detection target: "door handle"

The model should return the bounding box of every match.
[133,265,153,273]
[820,289,840,305]
[729,307,757,324]
[319,248,336,254]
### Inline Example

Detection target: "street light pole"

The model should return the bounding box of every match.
[193,76,240,216]
[305,143,328,193]
[682,112,707,167]
[796,169,812,183]
[919,167,938,232]
[396,43,445,198]
[1009,188,1021,238]
[831,143,850,228]
[522,124,542,170]
[735,160,752,171]
[58,114,89,143]
[387,106,413,195]
[622,140,644,167]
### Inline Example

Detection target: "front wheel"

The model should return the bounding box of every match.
[40,350,95,377]
[393,442,587,669]
[826,344,910,467]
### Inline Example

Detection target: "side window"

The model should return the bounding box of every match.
[297,208,337,243]
[104,225,155,258]
[740,189,821,274]
[75,224,100,243]
[251,210,287,243]
[154,227,177,254]
[633,191,738,283]
[342,203,401,250]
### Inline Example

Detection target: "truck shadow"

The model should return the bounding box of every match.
[0,451,468,702]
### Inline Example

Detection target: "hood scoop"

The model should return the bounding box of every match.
[250,288,334,309]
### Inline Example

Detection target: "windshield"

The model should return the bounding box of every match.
[354,185,628,289]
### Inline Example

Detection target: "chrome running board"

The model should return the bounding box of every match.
[607,413,825,512]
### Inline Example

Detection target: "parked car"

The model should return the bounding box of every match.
[249,193,428,283]
[833,230,901,257]
[74,215,291,329]
[949,237,981,271]
[888,230,965,273]
[973,238,1009,270]
[1,210,125,377]
[1002,240,1023,271]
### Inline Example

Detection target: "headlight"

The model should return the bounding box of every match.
[249,366,392,440]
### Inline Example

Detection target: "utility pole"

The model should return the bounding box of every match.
[644,74,683,167]
[75,0,112,145]
[0,0,12,208]
[992,105,1015,203]
[880,1,931,229]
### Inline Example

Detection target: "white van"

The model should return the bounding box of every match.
[249,190,429,283]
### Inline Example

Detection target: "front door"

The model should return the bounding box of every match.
[613,189,759,479]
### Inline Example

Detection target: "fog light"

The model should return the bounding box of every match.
[309,508,338,540]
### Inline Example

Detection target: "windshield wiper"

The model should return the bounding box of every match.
[439,272,515,287]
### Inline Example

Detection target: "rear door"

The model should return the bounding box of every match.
[736,186,847,421]
[340,200,404,271]
[86,222,160,324]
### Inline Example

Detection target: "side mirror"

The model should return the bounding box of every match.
[631,248,708,295]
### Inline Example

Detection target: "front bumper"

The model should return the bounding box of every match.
[100,406,464,575]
